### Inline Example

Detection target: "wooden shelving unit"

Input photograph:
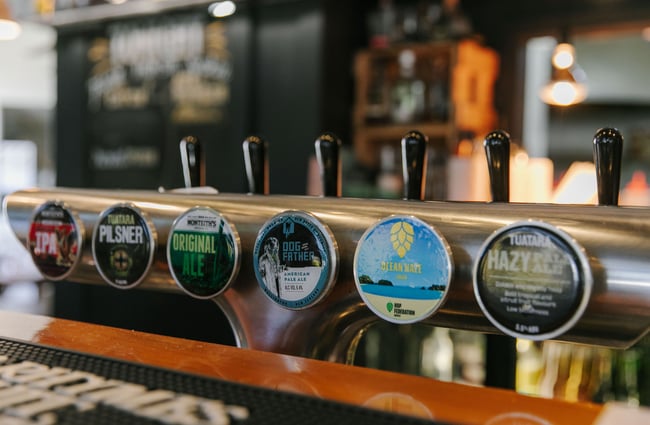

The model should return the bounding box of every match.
[353,39,499,167]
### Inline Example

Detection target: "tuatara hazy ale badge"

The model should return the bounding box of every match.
[354,215,453,324]
[473,220,592,340]
[92,203,156,289]
[167,207,240,299]
[27,201,84,280]
[253,210,338,310]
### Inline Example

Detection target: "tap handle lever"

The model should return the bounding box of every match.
[315,132,342,197]
[593,127,623,206]
[401,130,428,201]
[484,130,511,203]
[180,136,205,188]
[243,135,269,195]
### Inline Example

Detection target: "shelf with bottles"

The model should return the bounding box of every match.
[353,39,499,167]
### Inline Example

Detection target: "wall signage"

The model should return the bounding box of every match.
[86,14,232,125]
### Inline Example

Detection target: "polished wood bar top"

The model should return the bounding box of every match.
[0,310,620,424]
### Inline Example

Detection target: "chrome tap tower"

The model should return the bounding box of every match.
[3,129,649,364]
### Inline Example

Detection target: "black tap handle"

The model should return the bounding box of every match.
[592,127,623,206]
[483,130,511,203]
[179,136,205,188]
[315,132,342,197]
[242,135,269,195]
[401,130,428,201]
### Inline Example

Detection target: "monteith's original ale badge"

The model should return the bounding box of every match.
[167,207,240,299]
[27,201,84,280]
[474,221,592,340]
[92,203,156,289]
[253,211,338,310]
[354,215,453,324]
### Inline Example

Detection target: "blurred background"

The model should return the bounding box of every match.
[1,0,649,408]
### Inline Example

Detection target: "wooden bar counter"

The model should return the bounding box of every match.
[0,309,645,424]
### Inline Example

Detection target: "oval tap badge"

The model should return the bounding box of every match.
[473,221,592,340]
[27,201,84,280]
[253,210,338,310]
[167,207,240,299]
[354,215,453,324]
[92,203,156,289]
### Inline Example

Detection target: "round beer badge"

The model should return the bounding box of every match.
[167,207,240,299]
[92,203,156,289]
[253,210,338,310]
[354,215,453,324]
[27,201,84,280]
[473,221,592,340]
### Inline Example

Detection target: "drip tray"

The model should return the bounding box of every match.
[0,338,446,425]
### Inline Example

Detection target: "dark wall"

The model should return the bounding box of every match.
[255,1,323,194]
[52,0,353,343]
[56,35,90,187]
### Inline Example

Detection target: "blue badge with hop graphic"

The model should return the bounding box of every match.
[354,215,453,324]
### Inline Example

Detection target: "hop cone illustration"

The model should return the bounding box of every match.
[390,221,414,258]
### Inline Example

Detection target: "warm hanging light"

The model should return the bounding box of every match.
[540,41,588,106]
[0,0,20,41]
[208,1,236,18]
[552,43,575,69]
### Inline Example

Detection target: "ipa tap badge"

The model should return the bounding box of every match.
[253,210,338,310]
[27,201,84,280]
[473,220,592,340]
[354,215,453,324]
[167,207,240,299]
[92,203,156,289]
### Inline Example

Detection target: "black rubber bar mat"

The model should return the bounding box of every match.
[0,337,449,425]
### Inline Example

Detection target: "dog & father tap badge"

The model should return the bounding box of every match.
[253,211,338,310]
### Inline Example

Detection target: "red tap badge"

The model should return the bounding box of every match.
[27,201,84,280]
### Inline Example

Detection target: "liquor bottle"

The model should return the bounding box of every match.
[420,327,454,381]
[424,137,448,201]
[433,0,473,40]
[390,49,426,124]
[367,0,397,48]
[366,64,390,124]
[428,53,449,122]
[376,144,402,199]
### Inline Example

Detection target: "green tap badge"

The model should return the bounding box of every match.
[167,207,240,299]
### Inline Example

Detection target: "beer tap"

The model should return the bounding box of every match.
[179,136,205,188]
[242,135,269,195]
[315,132,342,197]
[482,129,516,390]
[401,130,428,201]
[483,130,510,203]
[592,127,623,206]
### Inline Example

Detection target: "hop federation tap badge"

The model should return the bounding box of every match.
[354,215,453,324]
[253,211,338,310]
[92,203,156,289]
[167,207,240,299]
[27,201,84,280]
